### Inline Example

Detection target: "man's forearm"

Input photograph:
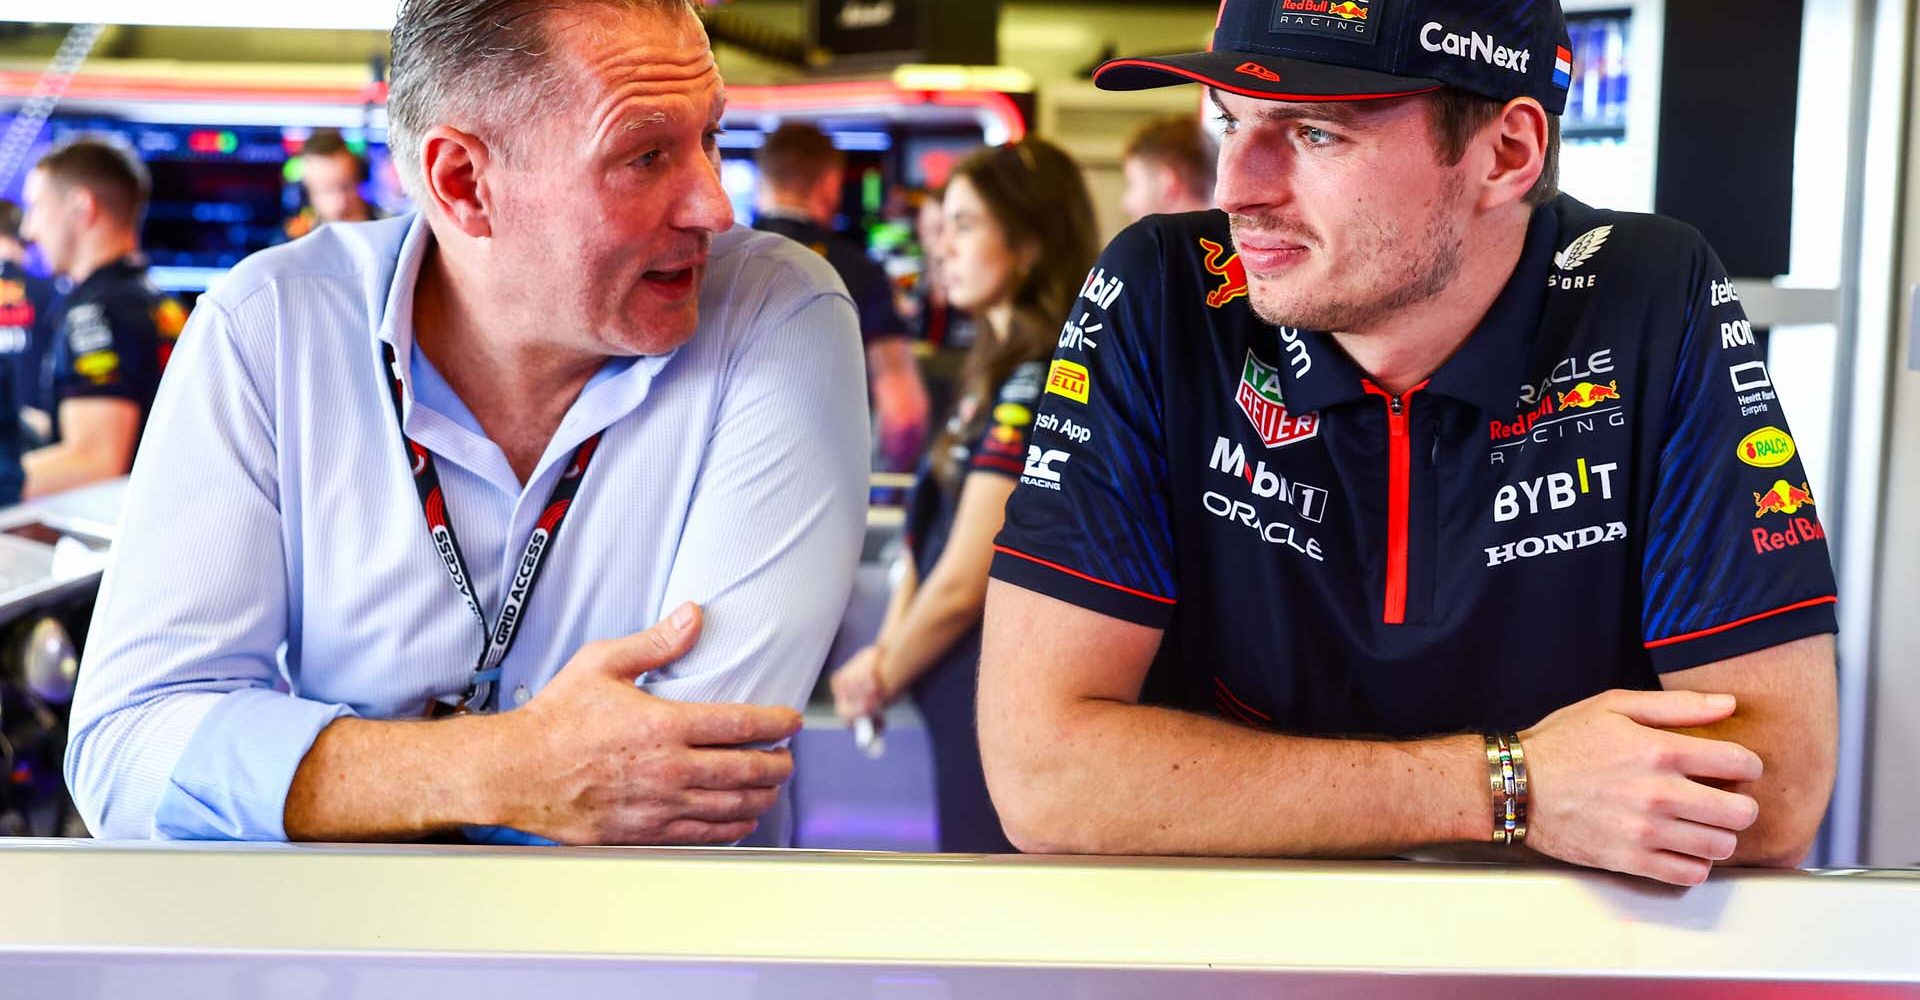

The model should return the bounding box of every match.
[284,715,508,842]
[1660,636,1838,867]
[22,442,127,499]
[985,698,1490,857]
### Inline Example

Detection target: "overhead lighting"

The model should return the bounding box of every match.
[892,64,1035,95]
[0,1,400,30]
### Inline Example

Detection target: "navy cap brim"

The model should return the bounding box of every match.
[1095,51,1442,102]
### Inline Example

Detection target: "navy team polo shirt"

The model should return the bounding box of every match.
[990,195,1838,737]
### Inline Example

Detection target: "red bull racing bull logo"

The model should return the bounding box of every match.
[1752,480,1824,554]
[1280,0,1369,20]
[1199,238,1250,309]
[1753,479,1815,518]
[1557,380,1620,410]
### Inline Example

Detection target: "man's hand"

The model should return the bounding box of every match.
[830,645,890,723]
[1522,689,1763,886]
[488,603,803,845]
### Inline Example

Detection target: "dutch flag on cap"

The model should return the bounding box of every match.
[1552,46,1573,89]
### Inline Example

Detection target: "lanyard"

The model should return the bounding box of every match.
[380,343,602,713]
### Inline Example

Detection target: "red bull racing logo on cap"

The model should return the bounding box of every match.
[1557,380,1620,411]
[1271,0,1377,43]
[1235,350,1320,449]
[1199,238,1250,309]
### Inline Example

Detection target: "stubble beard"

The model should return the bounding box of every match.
[1239,170,1468,334]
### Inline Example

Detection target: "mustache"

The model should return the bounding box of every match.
[1228,214,1320,248]
[646,234,713,267]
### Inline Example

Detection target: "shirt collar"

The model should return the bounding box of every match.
[1422,202,1560,417]
[1269,203,1559,417]
[70,253,148,297]
[366,212,678,489]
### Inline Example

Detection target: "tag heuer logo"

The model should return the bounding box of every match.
[1235,351,1320,448]
[1554,225,1612,271]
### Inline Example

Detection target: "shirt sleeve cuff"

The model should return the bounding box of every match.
[991,545,1176,628]
[1645,596,1838,674]
[153,689,356,841]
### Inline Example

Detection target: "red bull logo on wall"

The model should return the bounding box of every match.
[1199,238,1250,309]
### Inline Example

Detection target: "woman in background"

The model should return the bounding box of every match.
[831,138,1098,853]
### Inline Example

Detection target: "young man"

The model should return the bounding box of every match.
[284,128,381,240]
[755,123,930,471]
[18,140,185,498]
[66,0,868,845]
[1118,113,1218,221]
[981,0,1837,887]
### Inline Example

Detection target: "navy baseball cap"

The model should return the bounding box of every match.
[1094,0,1573,115]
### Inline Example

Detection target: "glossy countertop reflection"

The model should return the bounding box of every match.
[2,838,1918,1000]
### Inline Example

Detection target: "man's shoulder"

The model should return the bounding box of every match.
[1104,209,1232,270]
[1547,195,1713,282]
[706,225,851,308]
[204,215,413,315]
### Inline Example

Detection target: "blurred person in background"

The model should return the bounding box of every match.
[0,198,58,441]
[910,188,972,350]
[756,123,929,471]
[285,128,381,240]
[0,201,47,502]
[1118,113,1217,222]
[19,138,185,499]
[832,138,1098,853]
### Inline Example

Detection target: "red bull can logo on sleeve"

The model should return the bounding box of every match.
[1753,479,1815,518]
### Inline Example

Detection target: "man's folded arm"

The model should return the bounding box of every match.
[1659,635,1837,867]
[641,286,869,711]
[977,580,1489,857]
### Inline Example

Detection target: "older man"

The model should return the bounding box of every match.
[66,0,868,844]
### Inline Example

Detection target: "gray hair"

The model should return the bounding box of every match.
[386,0,699,196]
